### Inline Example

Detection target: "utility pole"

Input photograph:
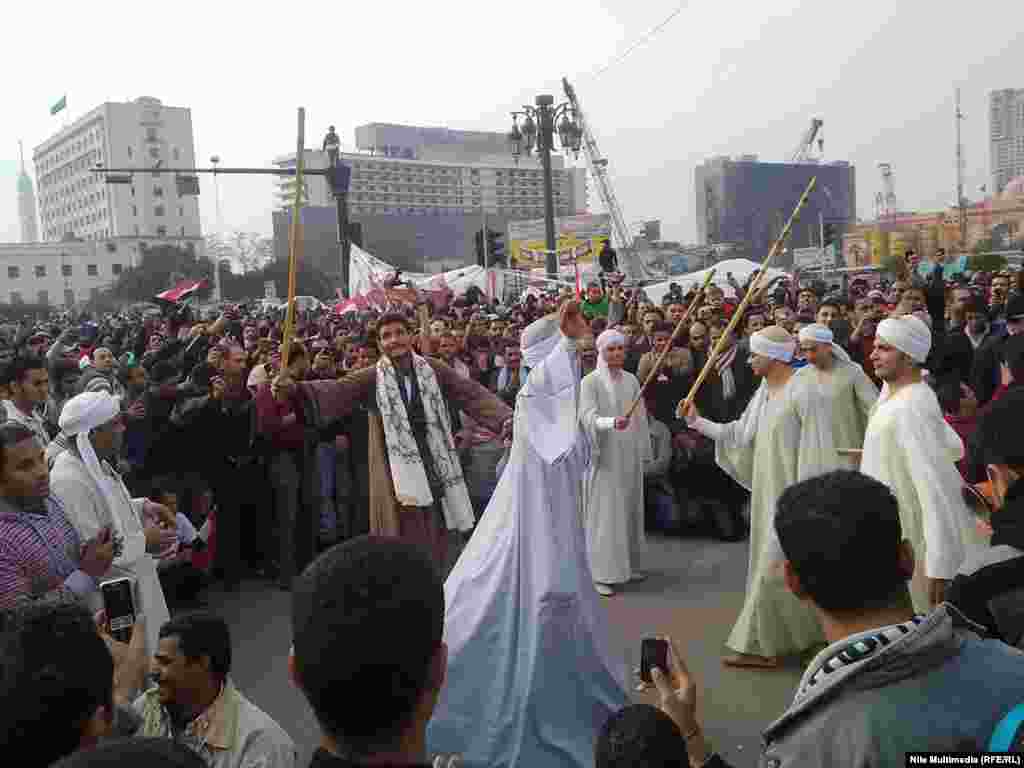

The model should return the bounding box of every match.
[956,88,967,250]
[819,211,827,280]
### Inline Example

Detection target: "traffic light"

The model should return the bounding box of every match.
[822,223,838,247]
[486,229,506,267]
[474,230,485,266]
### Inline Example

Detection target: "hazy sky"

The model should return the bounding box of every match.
[1,0,1019,249]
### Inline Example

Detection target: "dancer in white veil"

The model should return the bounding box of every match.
[427,301,630,768]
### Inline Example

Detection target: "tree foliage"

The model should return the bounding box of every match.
[110,242,213,302]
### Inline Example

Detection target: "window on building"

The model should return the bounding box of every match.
[7,266,19,279]
[154,205,165,217]
[34,265,46,278]
[111,263,123,276]
[61,264,72,276]
[173,148,180,161]
[90,288,100,300]
[149,147,160,160]
[127,147,133,159]
[37,290,49,306]
[64,289,75,307]
[156,226,167,237]
[146,127,158,141]
[178,205,184,217]
[10,291,24,304]
[132,205,138,216]
[87,264,98,277]
[153,186,163,198]
[180,226,185,236]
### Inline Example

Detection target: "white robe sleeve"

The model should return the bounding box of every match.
[851,364,880,425]
[894,405,968,580]
[518,337,582,465]
[711,382,768,492]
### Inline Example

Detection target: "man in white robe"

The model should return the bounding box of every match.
[49,392,174,655]
[860,315,975,613]
[795,323,878,470]
[580,329,651,596]
[427,301,630,768]
[680,327,831,667]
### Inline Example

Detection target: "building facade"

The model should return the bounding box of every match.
[695,156,856,257]
[271,134,588,270]
[33,97,202,242]
[0,239,133,307]
[990,89,1024,195]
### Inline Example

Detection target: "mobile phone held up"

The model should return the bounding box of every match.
[100,577,136,643]
[640,637,669,685]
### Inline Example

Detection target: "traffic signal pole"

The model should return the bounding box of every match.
[819,211,826,280]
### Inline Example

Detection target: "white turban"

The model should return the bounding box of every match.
[877,316,931,364]
[521,314,562,369]
[596,329,626,383]
[596,329,626,356]
[749,330,796,363]
[59,392,127,542]
[798,323,853,364]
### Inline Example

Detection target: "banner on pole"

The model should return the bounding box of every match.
[508,213,610,268]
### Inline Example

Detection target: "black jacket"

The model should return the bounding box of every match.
[971,331,1010,406]
[947,478,1024,647]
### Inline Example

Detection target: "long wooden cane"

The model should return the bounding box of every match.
[676,176,817,418]
[624,268,716,419]
[281,108,306,371]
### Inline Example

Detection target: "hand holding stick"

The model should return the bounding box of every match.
[625,269,716,419]
[677,177,817,419]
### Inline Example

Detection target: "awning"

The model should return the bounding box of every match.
[155,279,207,303]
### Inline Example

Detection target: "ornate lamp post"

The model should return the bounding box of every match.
[508,95,582,279]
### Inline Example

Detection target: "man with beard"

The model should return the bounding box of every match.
[636,322,693,425]
[273,313,512,575]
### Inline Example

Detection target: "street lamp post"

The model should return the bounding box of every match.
[209,155,222,302]
[508,94,582,280]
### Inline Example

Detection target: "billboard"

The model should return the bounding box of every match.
[508,213,611,269]
[793,245,836,270]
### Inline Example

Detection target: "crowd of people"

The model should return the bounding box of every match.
[3,247,1024,767]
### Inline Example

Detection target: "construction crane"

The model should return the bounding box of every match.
[790,118,824,163]
[562,77,650,279]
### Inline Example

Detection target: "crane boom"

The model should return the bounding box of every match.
[562,77,650,280]
[791,118,824,163]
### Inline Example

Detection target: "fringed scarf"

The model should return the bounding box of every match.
[376,353,475,532]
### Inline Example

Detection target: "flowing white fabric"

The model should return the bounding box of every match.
[375,352,475,531]
[521,314,561,370]
[428,335,630,768]
[749,332,795,363]
[59,393,126,541]
[54,392,169,655]
[860,381,977,612]
[798,323,853,364]
[877,316,931,363]
[580,333,652,585]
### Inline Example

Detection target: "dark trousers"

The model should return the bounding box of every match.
[269,450,318,587]
[209,459,266,584]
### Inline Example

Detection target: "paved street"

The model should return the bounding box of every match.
[207,530,805,767]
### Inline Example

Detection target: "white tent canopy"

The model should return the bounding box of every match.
[642,258,788,305]
[348,244,501,298]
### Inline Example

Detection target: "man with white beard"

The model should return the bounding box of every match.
[579,329,651,596]
[795,323,878,470]
[860,315,975,613]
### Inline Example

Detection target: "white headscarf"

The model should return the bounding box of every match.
[749,330,796,363]
[521,314,562,370]
[798,323,852,364]
[877,316,931,364]
[59,392,127,539]
[596,329,626,379]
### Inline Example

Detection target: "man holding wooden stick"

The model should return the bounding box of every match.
[679,326,832,667]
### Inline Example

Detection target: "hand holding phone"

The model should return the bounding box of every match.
[640,637,669,685]
[100,577,137,644]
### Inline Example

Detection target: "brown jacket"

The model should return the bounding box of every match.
[297,358,512,538]
[636,348,693,386]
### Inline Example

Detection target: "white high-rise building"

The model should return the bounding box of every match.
[990,88,1024,195]
[271,149,588,219]
[33,96,202,242]
[17,140,38,243]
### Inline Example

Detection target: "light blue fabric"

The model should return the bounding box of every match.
[989,702,1024,751]
[428,337,630,768]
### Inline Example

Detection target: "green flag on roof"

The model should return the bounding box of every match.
[50,95,66,115]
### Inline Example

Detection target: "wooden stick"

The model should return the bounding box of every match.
[677,176,817,417]
[281,108,306,370]
[624,268,716,419]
